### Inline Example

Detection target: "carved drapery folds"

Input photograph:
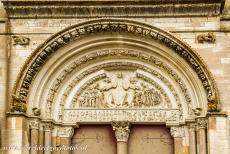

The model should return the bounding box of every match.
[11,19,219,115]
[112,121,130,142]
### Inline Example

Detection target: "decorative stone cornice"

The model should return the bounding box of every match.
[170,126,185,138]
[2,0,224,18]
[112,121,130,142]
[11,19,220,113]
[197,118,207,129]
[58,127,74,138]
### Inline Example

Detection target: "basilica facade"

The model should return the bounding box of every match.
[0,0,230,154]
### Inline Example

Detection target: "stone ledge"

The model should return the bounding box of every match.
[207,112,228,117]
[2,0,224,18]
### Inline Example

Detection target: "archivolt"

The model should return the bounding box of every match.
[12,19,220,113]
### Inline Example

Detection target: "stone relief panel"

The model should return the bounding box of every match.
[73,70,166,109]
[63,109,179,123]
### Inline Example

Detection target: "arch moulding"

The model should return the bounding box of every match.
[10,19,220,118]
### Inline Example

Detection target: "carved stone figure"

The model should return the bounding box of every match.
[32,107,41,116]
[11,94,27,113]
[12,35,30,45]
[76,71,163,109]
[197,32,216,43]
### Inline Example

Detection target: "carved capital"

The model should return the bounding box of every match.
[112,121,130,142]
[170,126,185,138]
[188,123,196,132]
[197,118,207,129]
[43,123,53,132]
[58,127,74,138]
[30,120,39,129]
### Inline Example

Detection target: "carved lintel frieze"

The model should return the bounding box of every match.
[58,127,74,138]
[197,118,207,129]
[12,35,30,46]
[170,126,185,138]
[112,121,130,142]
[30,120,40,129]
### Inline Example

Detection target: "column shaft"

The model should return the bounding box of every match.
[44,123,53,154]
[189,124,196,154]
[117,141,127,154]
[198,128,206,154]
[174,137,183,154]
[30,128,39,154]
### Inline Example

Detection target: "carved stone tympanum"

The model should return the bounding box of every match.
[74,71,164,109]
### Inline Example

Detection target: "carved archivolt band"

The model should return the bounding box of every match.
[12,19,219,113]
[44,49,193,120]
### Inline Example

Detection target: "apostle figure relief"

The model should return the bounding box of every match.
[75,71,164,109]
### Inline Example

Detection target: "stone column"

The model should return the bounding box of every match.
[197,118,207,154]
[5,114,29,154]
[188,123,196,154]
[58,127,74,154]
[38,124,44,154]
[51,127,58,154]
[207,113,229,154]
[30,120,40,154]
[44,123,53,154]
[170,126,185,154]
[112,122,130,154]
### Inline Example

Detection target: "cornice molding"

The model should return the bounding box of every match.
[2,0,224,18]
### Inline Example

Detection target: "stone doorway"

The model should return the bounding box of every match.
[71,125,174,154]
[128,125,174,154]
[71,125,117,154]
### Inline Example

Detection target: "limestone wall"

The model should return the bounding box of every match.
[1,0,230,153]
